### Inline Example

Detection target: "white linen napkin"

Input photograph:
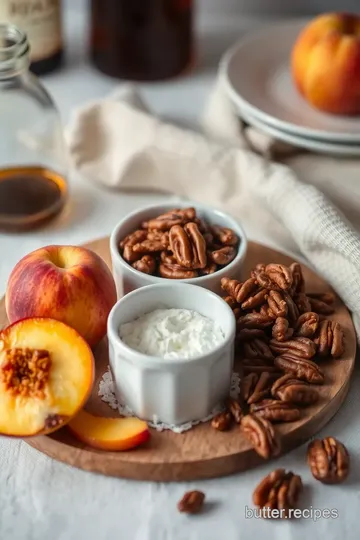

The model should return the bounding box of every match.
[67,82,360,338]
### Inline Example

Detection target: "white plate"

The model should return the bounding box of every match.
[239,106,360,157]
[221,20,360,143]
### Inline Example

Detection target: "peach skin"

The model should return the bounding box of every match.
[291,13,360,115]
[68,410,150,451]
[5,245,117,347]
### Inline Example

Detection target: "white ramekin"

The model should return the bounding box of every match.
[107,283,236,426]
[110,201,247,297]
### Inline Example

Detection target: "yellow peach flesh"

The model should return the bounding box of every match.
[0,318,94,437]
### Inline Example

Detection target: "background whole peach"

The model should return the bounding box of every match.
[291,13,360,115]
[5,245,117,347]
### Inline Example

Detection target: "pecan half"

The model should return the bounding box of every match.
[211,411,232,431]
[170,223,207,269]
[295,312,319,338]
[241,372,259,402]
[221,277,257,304]
[246,372,275,405]
[253,469,303,518]
[132,239,166,253]
[143,207,195,231]
[147,230,169,244]
[241,289,268,310]
[283,293,300,324]
[226,397,244,423]
[274,355,324,384]
[242,339,274,362]
[210,225,238,246]
[290,262,305,294]
[256,264,293,292]
[308,297,335,315]
[158,263,198,279]
[209,246,236,266]
[237,313,274,330]
[223,296,239,309]
[177,490,205,513]
[132,255,157,275]
[237,329,268,342]
[122,244,143,263]
[119,229,147,250]
[271,374,319,405]
[269,337,317,359]
[267,290,288,318]
[250,399,300,423]
[272,317,294,342]
[183,222,207,268]
[307,437,350,484]
[241,414,281,459]
[314,320,344,358]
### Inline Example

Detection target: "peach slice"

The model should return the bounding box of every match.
[0,318,94,437]
[68,410,150,451]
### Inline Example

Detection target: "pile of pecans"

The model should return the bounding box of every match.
[118,207,240,279]
[210,261,346,459]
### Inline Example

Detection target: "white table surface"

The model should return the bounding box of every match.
[1,2,360,539]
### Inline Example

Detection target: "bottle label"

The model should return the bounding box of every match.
[0,0,62,61]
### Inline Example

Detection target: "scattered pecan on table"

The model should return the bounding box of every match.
[119,207,240,278]
[211,411,232,431]
[307,437,350,484]
[177,490,205,514]
[253,469,303,519]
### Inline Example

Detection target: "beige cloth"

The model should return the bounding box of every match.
[67,82,360,336]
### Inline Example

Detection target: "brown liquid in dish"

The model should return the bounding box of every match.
[0,166,67,231]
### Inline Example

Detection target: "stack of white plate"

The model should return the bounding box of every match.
[221,20,360,156]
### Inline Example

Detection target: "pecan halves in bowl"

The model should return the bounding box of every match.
[170,223,207,269]
[119,229,148,250]
[210,225,239,246]
[308,297,335,315]
[274,354,324,384]
[307,437,350,484]
[271,374,319,405]
[289,262,305,294]
[132,255,157,275]
[314,320,344,358]
[253,469,303,519]
[241,414,281,459]
[143,207,196,230]
[158,263,198,279]
[269,337,317,359]
[250,399,300,423]
[209,246,236,266]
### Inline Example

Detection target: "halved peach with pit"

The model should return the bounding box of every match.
[0,318,94,437]
[68,410,150,451]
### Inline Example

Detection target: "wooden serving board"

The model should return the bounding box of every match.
[0,238,356,482]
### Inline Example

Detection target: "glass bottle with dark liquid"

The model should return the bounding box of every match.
[90,0,194,81]
[0,23,68,231]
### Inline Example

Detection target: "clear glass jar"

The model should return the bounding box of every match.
[0,23,68,231]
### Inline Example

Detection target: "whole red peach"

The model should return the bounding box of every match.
[5,245,117,346]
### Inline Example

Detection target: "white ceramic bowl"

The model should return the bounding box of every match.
[110,202,247,297]
[107,283,236,426]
